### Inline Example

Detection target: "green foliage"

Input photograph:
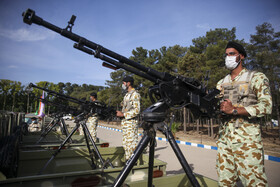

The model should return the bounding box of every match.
[247,22,280,80]
[171,122,181,134]
[0,79,23,111]
[0,80,107,114]
[247,22,280,119]
[190,28,236,54]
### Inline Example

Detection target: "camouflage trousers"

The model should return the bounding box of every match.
[79,116,98,142]
[216,140,267,187]
[121,119,138,160]
[28,123,41,132]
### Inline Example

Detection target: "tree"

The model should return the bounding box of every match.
[189,28,236,54]
[183,28,241,89]
[247,22,280,135]
[11,81,22,111]
[0,79,13,110]
[57,82,65,93]
[130,47,157,109]
[101,69,125,109]
[156,45,187,75]
[64,82,73,95]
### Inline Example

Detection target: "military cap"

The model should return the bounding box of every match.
[123,76,134,83]
[90,92,97,98]
[226,41,247,57]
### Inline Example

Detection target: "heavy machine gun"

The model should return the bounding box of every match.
[29,83,114,174]
[22,9,221,187]
[23,9,220,120]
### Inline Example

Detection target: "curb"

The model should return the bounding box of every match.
[98,125,280,163]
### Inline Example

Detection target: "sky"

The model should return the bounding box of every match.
[0,0,279,87]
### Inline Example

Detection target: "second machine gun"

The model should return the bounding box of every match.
[29,83,115,174]
[23,9,221,187]
[29,83,115,121]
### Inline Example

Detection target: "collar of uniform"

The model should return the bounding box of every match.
[229,68,248,82]
[128,88,135,94]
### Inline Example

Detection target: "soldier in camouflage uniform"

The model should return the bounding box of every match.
[216,41,272,186]
[28,117,41,132]
[79,92,99,142]
[116,76,141,160]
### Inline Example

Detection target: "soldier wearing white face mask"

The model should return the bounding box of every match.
[116,76,141,160]
[216,41,272,186]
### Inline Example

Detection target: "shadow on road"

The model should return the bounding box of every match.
[155,146,168,151]
[166,164,194,175]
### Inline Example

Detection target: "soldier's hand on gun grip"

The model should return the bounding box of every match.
[220,99,234,115]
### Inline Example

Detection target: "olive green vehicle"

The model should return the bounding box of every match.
[0,111,217,186]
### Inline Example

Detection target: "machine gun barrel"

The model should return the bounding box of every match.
[29,83,87,106]
[38,97,78,115]
[30,83,115,119]
[22,9,173,83]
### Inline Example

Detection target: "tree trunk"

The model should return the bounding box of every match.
[196,118,199,132]
[211,118,214,138]
[277,111,280,141]
[207,119,210,136]
[187,109,190,126]
[275,83,280,140]
[3,94,6,110]
[275,87,280,140]
[12,94,15,112]
[27,92,29,113]
[183,107,186,134]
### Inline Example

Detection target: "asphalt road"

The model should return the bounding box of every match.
[96,124,280,187]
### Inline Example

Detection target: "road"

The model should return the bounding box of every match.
[96,124,280,187]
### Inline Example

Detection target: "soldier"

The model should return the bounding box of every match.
[216,41,272,186]
[116,76,141,160]
[28,117,41,132]
[79,92,99,142]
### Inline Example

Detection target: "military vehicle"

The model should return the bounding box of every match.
[0,111,218,186]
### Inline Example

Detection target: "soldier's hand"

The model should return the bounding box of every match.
[220,99,234,114]
[116,111,124,117]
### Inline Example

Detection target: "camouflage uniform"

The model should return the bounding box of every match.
[216,68,272,186]
[79,114,98,142]
[28,121,41,132]
[121,88,141,160]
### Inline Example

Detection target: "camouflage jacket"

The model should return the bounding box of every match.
[121,88,140,120]
[216,68,272,144]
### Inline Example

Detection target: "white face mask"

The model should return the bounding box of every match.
[225,55,240,70]
[122,83,127,90]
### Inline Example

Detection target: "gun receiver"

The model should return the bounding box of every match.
[23,9,220,117]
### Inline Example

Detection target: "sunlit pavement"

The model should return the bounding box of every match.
[96,125,280,187]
